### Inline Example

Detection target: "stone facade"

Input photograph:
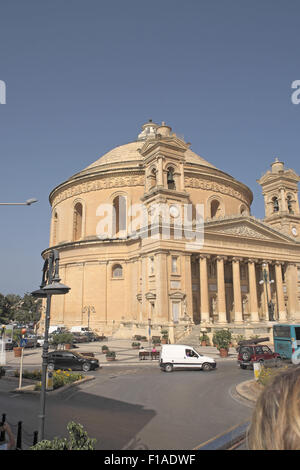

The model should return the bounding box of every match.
[41,121,300,339]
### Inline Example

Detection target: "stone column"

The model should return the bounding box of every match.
[157,156,164,187]
[247,259,259,322]
[216,256,227,323]
[156,251,169,321]
[275,262,287,321]
[180,162,185,191]
[183,254,193,321]
[199,255,210,323]
[232,258,243,323]
[286,262,299,320]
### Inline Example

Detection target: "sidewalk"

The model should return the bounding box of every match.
[236,379,263,403]
[2,338,238,371]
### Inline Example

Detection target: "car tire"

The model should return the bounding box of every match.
[164,364,173,373]
[48,362,55,372]
[82,362,91,372]
[240,364,247,370]
[202,363,213,371]
[241,352,251,361]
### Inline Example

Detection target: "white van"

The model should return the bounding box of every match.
[160,344,216,372]
[70,326,89,334]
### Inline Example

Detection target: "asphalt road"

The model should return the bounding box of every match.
[0,361,253,450]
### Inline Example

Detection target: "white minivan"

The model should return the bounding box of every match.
[160,344,216,372]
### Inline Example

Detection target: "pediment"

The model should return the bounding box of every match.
[204,216,295,243]
[140,136,189,156]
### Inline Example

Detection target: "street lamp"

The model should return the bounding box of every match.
[259,263,275,321]
[82,306,95,332]
[0,198,38,206]
[31,249,70,442]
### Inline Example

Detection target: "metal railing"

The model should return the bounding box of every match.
[194,421,250,450]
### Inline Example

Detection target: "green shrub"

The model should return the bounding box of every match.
[51,332,74,347]
[212,330,232,351]
[257,365,290,387]
[34,370,84,391]
[30,421,96,450]
[106,351,116,359]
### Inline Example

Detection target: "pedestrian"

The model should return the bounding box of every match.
[247,366,300,450]
[0,422,15,450]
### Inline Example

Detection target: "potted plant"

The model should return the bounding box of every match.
[131,342,140,349]
[51,332,74,350]
[106,351,116,361]
[199,333,210,347]
[212,330,232,357]
[13,329,24,357]
[161,329,169,344]
[152,337,161,347]
[101,345,109,354]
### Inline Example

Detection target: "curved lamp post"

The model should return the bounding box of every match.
[31,249,70,442]
[0,198,38,206]
[82,305,95,332]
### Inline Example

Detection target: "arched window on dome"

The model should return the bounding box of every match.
[73,202,83,241]
[112,195,127,236]
[112,264,123,278]
[210,199,222,219]
[52,211,58,245]
[240,205,248,216]
[167,167,176,190]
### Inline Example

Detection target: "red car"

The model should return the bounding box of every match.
[237,343,282,369]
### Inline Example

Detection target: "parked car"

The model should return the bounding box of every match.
[160,344,216,372]
[47,350,100,372]
[72,333,89,344]
[237,343,282,369]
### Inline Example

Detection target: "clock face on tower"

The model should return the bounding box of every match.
[169,205,180,218]
[292,227,298,237]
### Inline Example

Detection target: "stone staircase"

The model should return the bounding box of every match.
[176,325,203,348]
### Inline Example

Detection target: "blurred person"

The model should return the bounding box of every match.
[0,423,15,450]
[248,366,300,450]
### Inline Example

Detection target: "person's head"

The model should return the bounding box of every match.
[248,366,300,450]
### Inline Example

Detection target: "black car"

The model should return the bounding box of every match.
[47,350,100,372]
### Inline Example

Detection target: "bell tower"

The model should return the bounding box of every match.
[137,120,191,206]
[257,158,300,239]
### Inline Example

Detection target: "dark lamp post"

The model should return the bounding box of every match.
[31,249,70,442]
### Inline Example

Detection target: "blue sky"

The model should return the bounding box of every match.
[0,0,299,295]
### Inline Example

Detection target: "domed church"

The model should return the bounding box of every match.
[42,121,300,340]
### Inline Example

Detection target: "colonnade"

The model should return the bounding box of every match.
[197,255,299,324]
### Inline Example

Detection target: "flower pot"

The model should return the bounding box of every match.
[161,339,168,344]
[106,356,116,361]
[201,341,207,347]
[219,348,229,358]
[13,347,22,358]
[65,344,71,350]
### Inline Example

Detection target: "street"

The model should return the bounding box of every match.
[0,354,253,450]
